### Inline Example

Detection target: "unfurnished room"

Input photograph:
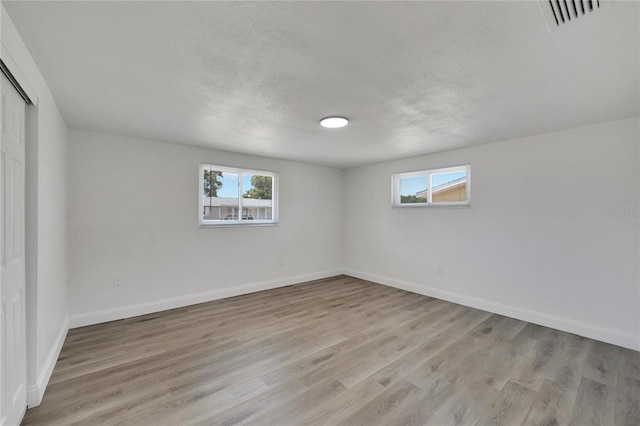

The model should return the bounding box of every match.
[0,1,638,425]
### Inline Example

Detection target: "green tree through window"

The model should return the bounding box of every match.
[400,195,427,203]
[243,175,272,199]
[203,170,223,197]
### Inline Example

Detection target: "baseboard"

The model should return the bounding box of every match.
[69,269,345,329]
[67,267,639,349]
[27,317,68,407]
[344,268,640,351]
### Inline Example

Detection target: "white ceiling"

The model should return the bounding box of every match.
[4,1,639,168]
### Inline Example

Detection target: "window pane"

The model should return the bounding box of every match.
[431,170,467,202]
[399,176,428,204]
[203,169,239,220]
[242,173,273,220]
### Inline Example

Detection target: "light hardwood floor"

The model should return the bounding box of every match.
[22,275,639,425]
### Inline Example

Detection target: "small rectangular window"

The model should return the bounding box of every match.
[200,164,278,225]
[392,165,470,207]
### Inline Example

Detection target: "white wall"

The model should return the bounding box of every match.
[68,130,344,325]
[344,117,640,350]
[1,5,69,406]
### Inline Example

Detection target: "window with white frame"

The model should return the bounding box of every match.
[392,165,470,207]
[199,164,278,225]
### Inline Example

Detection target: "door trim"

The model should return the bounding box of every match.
[0,59,32,105]
[26,318,67,407]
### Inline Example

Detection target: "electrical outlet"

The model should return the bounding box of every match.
[436,266,443,275]
[114,276,123,286]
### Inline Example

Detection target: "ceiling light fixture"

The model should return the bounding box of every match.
[320,116,349,128]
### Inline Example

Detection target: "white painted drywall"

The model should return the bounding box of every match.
[344,117,640,350]
[1,5,69,406]
[68,130,344,324]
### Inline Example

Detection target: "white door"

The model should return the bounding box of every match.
[0,72,27,426]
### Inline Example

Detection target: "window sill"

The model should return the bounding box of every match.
[392,204,471,209]
[198,222,279,229]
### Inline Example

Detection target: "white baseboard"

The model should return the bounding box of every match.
[27,317,68,407]
[344,268,640,351]
[67,267,639,350]
[69,269,345,329]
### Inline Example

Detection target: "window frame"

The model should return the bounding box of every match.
[199,164,279,226]
[392,164,471,208]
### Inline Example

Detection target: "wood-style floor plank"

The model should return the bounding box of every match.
[475,381,536,426]
[568,377,615,425]
[615,376,640,426]
[21,275,639,425]
[522,378,577,426]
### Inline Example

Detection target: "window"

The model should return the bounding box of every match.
[199,164,278,225]
[392,165,470,207]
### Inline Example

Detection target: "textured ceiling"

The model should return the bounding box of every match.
[4,1,639,168]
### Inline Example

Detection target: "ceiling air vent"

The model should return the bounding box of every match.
[539,0,603,31]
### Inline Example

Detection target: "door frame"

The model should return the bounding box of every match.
[1,58,35,424]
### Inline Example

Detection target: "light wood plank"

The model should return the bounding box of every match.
[475,381,536,426]
[569,377,615,425]
[615,376,640,426]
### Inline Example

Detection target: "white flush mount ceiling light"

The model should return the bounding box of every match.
[320,116,349,128]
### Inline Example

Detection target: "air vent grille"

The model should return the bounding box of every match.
[540,0,602,31]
